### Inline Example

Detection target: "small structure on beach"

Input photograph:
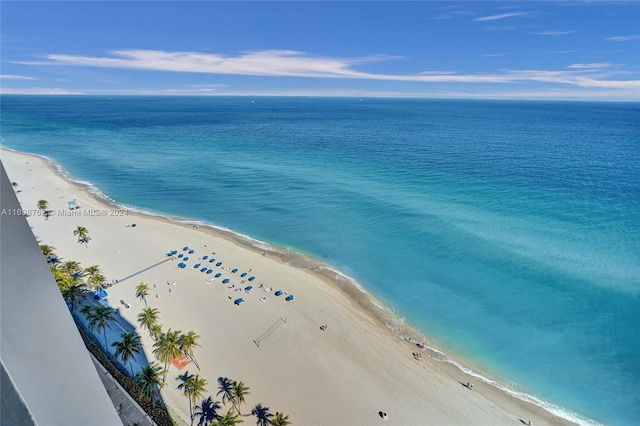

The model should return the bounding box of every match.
[67,199,80,210]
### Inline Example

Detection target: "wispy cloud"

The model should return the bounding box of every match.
[0,87,82,95]
[12,49,640,91]
[474,12,530,22]
[606,35,640,42]
[482,53,509,57]
[0,74,37,80]
[532,30,575,36]
[567,63,611,70]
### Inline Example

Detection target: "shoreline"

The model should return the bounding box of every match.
[2,146,586,425]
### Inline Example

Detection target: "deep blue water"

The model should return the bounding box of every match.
[2,96,639,424]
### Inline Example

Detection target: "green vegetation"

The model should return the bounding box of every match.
[135,281,151,306]
[112,332,143,376]
[37,199,49,210]
[39,243,291,425]
[73,225,90,246]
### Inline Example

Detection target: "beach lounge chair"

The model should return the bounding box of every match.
[264,287,272,293]
[260,297,267,302]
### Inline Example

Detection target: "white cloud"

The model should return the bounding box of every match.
[11,49,640,91]
[567,63,611,70]
[482,53,509,57]
[474,12,530,22]
[532,30,575,36]
[606,35,640,42]
[0,87,83,95]
[0,74,36,80]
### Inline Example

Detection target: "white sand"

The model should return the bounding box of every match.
[2,149,574,425]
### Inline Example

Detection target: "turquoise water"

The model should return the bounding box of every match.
[1,96,638,424]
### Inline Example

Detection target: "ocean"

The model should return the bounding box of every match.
[1,96,638,425]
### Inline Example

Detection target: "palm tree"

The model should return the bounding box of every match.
[217,377,234,408]
[179,330,201,370]
[84,264,102,279]
[57,274,78,292]
[112,332,143,376]
[194,396,223,426]
[269,412,290,426]
[11,181,18,187]
[177,372,208,425]
[153,328,183,382]
[73,225,90,246]
[88,273,106,294]
[40,244,56,257]
[80,304,94,319]
[60,260,82,276]
[135,282,150,306]
[149,323,164,343]
[217,412,243,426]
[251,404,273,426]
[84,305,116,349]
[137,307,160,336]
[135,362,165,409]
[36,199,49,210]
[231,381,250,415]
[61,278,87,311]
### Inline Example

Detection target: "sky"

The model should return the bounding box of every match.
[1,1,639,101]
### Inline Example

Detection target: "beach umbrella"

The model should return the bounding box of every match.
[234,298,244,305]
[231,268,238,273]
[216,262,222,266]
[183,257,189,261]
[201,267,208,272]
[167,252,173,257]
[189,250,195,254]
[203,255,208,260]
[241,272,247,277]
[178,253,184,258]
[215,273,222,278]
[183,247,188,251]
[286,295,294,302]
[245,286,253,292]
[222,278,230,284]
[248,276,255,281]
[275,290,283,296]
[207,269,213,274]
[209,258,215,263]
[194,263,201,268]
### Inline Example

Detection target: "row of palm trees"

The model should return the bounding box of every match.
[40,244,292,425]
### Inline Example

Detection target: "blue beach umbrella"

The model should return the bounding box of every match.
[232,268,238,273]
[209,258,215,263]
[201,267,208,272]
[207,269,213,274]
[178,253,184,258]
[241,272,247,277]
[234,298,244,305]
[194,263,201,268]
[248,276,255,281]
[286,295,294,302]
[216,262,222,266]
[203,255,208,260]
[189,250,195,254]
[183,247,188,251]
[183,257,189,261]
[215,273,222,278]
[275,290,283,296]
[245,286,253,292]
[223,278,230,284]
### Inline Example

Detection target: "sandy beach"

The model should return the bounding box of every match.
[2,148,574,425]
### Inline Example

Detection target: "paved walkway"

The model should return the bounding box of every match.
[90,354,156,426]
